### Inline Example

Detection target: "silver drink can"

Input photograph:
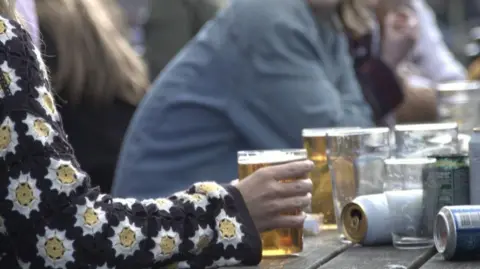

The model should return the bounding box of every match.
[469,128,480,205]
[434,206,480,260]
[342,191,423,246]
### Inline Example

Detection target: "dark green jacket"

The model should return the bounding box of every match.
[144,0,224,80]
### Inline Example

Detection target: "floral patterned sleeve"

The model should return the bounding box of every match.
[0,16,261,269]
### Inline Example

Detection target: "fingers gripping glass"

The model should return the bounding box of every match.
[237,149,307,257]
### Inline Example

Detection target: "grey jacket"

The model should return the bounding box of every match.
[113,0,373,198]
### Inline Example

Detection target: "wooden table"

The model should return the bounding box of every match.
[223,231,480,269]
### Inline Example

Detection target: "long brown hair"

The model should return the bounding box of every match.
[36,0,149,106]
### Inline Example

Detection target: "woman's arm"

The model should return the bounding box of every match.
[0,16,260,269]
[411,0,466,82]
[348,32,404,123]
[395,69,438,123]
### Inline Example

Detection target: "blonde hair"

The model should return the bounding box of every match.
[339,0,375,37]
[36,0,149,106]
[0,0,19,21]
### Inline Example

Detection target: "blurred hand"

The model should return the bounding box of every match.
[235,160,314,232]
[381,7,418,69]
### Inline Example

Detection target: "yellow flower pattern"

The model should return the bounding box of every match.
[0,20,6,34]
[151,228,181,261]
[0,117,18,157]
[36,228,74,268]
[0,125,11,149]
[215,210,245,249]
[219,219,237,239]
[35,86,59,120]
[6,173,41,217]
[23,114,55,145]
[0,15,260,269]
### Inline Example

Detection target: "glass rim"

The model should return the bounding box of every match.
[395,122,458,132]
[237,149,307,155]
[384,158,437,165]
[436,80,480,92]
[326,127,390,137]
[302,127,361,137]
[237,149,307,164]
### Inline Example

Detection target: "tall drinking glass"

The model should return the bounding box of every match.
[238,149,307,257]
[394,123,459,157]
[302,127,360,230]
[384,158,436,249]
[326,128,391,241]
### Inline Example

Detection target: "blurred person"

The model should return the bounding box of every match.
[343,0,436,124]
[409,0,466,82]
[113,0,403,198]
[348,0,463,124]
[393,0,466,123]
[0,2,314,268]
[35,0,150,193]
[341,0,411,126]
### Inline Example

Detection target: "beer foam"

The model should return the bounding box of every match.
[302,127,360,137]
[327,127,389,137]
[238,150,306,164]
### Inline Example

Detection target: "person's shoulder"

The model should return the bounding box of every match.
[0,14,24,30]
[228,0,314,32]
[0,14,32,42]
[223,0,317,47]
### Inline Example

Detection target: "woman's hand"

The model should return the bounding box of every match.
[235,160,314,232]
[381,7,418,69]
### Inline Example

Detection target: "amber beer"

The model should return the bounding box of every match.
[302,128,360,230]
[238,149,307,257]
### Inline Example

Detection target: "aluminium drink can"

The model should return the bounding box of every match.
[342,191,423,246]
[434,206,480,260]
[469,128,480,205]
[422,155,470,236]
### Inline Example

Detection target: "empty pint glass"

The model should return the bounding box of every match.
[384,158,436,249]
[302,127,360,230]
[394,123,459,157]
[326,128,391,241]
[238,149,307,256]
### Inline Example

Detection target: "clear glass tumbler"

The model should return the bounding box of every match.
[302,127,360,230]
[394,123,459,158]
[326,128,391,241]
[384,158,437,249]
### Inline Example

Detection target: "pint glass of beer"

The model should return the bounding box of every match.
[326,128,390,241]
[302,127,360,230]
[238,149,307,257]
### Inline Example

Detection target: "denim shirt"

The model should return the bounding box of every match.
[112,0,373,198]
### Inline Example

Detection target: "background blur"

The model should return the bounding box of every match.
[426,0,480,64]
